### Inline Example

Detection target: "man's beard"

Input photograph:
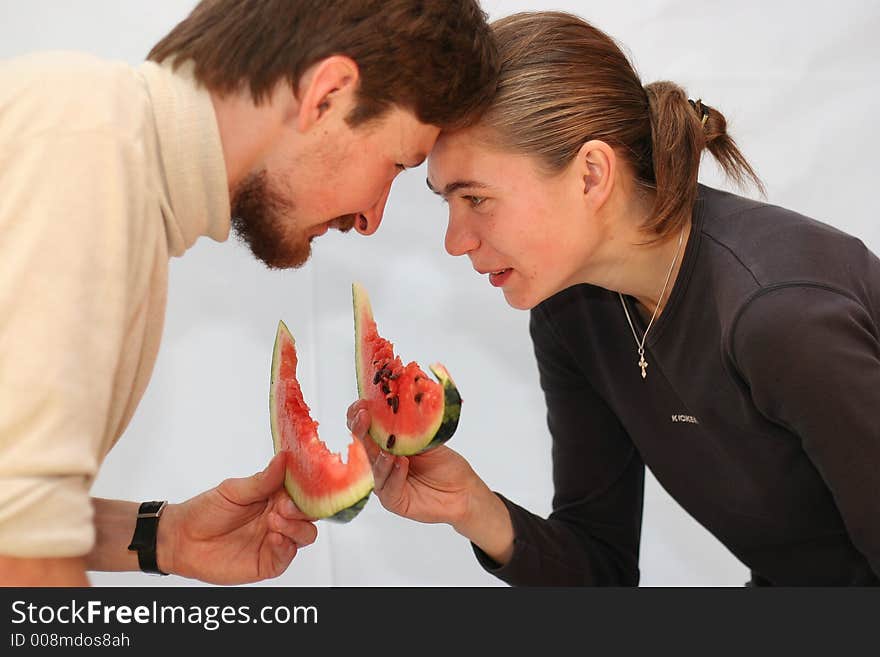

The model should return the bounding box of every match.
[230,171,358,269]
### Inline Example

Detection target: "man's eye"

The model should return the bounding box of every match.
[395,163,408,172]
[464,195,485,208]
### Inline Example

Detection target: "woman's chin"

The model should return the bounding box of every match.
[501,288,539,311]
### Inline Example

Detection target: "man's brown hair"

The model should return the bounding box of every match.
[148,0,499,129]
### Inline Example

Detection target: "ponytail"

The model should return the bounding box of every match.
[643,81,765,236]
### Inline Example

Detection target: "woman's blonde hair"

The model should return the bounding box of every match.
[481,12,763,237]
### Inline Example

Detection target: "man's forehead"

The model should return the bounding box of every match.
[410,126,441,161]
[409,150,429,167]
[389,106,439,138]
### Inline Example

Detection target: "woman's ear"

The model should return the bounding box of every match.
[576,139,616,210]
[289,55,360,132]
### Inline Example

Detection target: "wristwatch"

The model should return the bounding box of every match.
[127,500,169,575]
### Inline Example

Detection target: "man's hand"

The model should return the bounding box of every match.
[159,452,317,584]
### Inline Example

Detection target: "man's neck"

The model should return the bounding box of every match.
[210,87,290,198]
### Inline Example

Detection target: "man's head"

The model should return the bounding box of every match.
[149,0,499,268]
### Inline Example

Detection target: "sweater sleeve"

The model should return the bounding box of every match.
[0,130,146,557]
[731,285,880,577]
[472,306,645,585]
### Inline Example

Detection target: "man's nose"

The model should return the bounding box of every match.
[355,182,393,236]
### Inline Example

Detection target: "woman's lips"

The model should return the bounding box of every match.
[489,268,512,287]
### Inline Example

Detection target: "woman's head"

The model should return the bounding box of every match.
[476,11,762,237]
[428,11,762,309]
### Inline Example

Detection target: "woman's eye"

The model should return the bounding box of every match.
[395,163,407,172]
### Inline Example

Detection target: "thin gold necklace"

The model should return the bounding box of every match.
[618,226,685,380]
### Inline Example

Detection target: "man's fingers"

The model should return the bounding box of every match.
[220,452,287,505]
[269,534,298,575]
[274,491,317,521]
[268,513,318,547]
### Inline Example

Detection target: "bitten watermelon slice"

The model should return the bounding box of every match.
[269,321,373,522]
[353,282,462,456]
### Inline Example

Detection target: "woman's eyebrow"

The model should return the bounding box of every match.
[425,178,489,197]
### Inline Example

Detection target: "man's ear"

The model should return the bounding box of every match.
[576,139,616,210]
[291,55,360,132]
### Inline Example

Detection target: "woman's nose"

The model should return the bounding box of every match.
[444,211,479,256]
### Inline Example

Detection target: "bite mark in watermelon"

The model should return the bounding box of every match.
[353,282,462,456]
[269,321,373,522]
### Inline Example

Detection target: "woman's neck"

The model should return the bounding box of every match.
[579,184,691,317]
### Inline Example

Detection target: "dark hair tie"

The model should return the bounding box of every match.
[688,98,710,127]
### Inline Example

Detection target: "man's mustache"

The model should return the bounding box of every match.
[332,214,357,233]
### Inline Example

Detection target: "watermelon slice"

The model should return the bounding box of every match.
[353,282,462,456]
[269,321,373,522]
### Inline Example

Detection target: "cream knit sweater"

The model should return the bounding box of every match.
[0,52,230,557]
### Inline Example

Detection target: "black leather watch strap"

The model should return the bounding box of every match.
[127,500,169,575]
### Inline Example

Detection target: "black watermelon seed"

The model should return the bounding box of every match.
[388,372,400,380]
[414,392,423,404]
[390,396,399,414]
[373,371,383,385]
[386,396,393,407]
[381,383,391,395]
[387,435,396,449]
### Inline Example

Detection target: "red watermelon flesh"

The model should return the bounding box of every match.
[353,282,462,456]
[270,321,373,522]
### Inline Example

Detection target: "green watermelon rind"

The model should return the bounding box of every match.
[281,474,372,523]
[270,320,373,523]
[352,282,462,456]
[326,492,371,523]
[423,363,462,452]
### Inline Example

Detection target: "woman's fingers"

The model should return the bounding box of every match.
[377,456,410,511]
[371,450,396,491]
[346,399,412,514]
[350,409,371,440]
[349,409,383,468]
[346,400,370,434]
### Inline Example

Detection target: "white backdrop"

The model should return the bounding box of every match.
[2,0,878,587]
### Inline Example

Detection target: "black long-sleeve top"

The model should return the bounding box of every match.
[474,185,880,586]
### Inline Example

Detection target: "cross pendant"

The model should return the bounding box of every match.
[638,354,648,379]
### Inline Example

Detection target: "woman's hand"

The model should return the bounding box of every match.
[346,400,482,526]
[157,452,318,584]
[347,400,516,564]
